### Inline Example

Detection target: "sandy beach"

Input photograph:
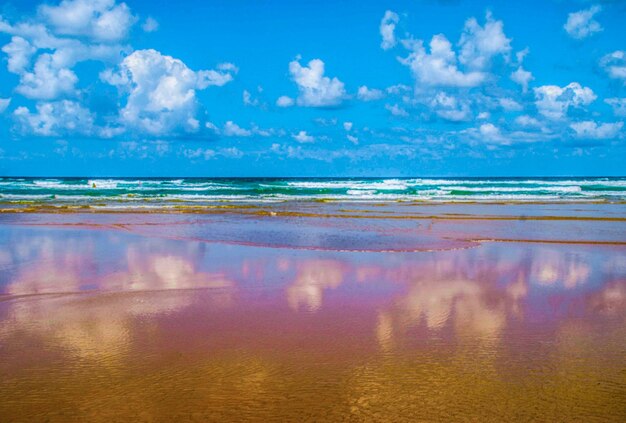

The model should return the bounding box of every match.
[1,0,625,419]
[1,203,625,421]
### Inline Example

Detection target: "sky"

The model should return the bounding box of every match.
[0,0,625,177]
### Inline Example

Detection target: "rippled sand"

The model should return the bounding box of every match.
[0,207,625,421]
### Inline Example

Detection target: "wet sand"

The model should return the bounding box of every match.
[0,204,625,421]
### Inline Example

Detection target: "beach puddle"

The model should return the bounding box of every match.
[0,217,625,421]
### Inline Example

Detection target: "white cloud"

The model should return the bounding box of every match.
[534,82,596,119]
[196,69,235,88]
[101,49,235,135]
[399,35,486,88]
[276,95,294,107]
[0,98,11,113]
[357,85,384,101]
[479,123,502,141]
[385,103,409,117]
[458,12,511,70]
[386,84,411,95]
[1,36,36,74]
[205,121,219,131]
[343,121,353,131]
[0,4,131,100]
[292,130,315,143]
[511,66,533,93]
[347,134,359,144]
[515,48,529,64]
[16,53,79,99]
[287,58,346,107]
[216,62,239,74]
[142,17,159,33]
[223,121,252,137]
[605,98,626,117]
[429,92,471,121]
[499,97,522,111]
[13,100,95,137]
[398,13,510,88]
[564,5,602,39]
[242,89,259,107]
[515,115,541,127]
[570,120,623,139]
[600,51,626,83]
[380,10,399,50]
[39,0,137,42]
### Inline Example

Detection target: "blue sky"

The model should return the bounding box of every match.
[0,0,625,176]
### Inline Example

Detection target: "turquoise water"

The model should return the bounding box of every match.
[1,177,626,208]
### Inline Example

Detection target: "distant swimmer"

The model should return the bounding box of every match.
[92,182,96,188]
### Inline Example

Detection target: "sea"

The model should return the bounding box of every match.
[1,177,625,209]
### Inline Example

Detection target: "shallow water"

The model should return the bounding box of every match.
[0,214,625,421]
[2,177,626,211]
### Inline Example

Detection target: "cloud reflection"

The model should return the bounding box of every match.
[286,260,346,312]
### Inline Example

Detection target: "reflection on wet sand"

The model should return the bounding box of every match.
[286,260,346,312]
[0,223,625,421]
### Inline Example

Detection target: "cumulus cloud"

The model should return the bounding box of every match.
[16,53,79,99]
[458,12,511,70]
[515,115,541,127]
[600,51,626,83]
[216,62,239,74]
[343,121,353,131]
[13,100,95,137]
[511,66,533,93]
[385,103,409,117]
[399,35,485,88]
[498,97,522,111]
[287,58,346,107]
[1,36,37,74]
[101,49,236,135]
[276,95,294,107]
[429,92,471,121]
[462,122,510,144]
[142,17,159,33]
[534,82,596,119]
[605,98,626,117]
[223,121,252,137]
[386,84,411,95]
[380,10,399,50]
[0,98,11,113]
[564,5,602,39]
[0,1,132,100]
[292,130,315,143]
[478,123,503,141]
[242,89,259,107]
[357,86,384,101]
[570,120,623,139]
[39,0,137,42]
[398,13,510,88]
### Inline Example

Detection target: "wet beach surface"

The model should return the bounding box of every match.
[0,206,625,421]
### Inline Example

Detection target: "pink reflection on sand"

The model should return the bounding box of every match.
[587,279,626,316]
[4,238,235,296]
[367,255,532,350]
[1,237,237,363]
[105,246,234,292]
[5,235,96,295]
[286,260,346,312]
[530,248,591,288]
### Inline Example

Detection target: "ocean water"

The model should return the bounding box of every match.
[1,177,625,209]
